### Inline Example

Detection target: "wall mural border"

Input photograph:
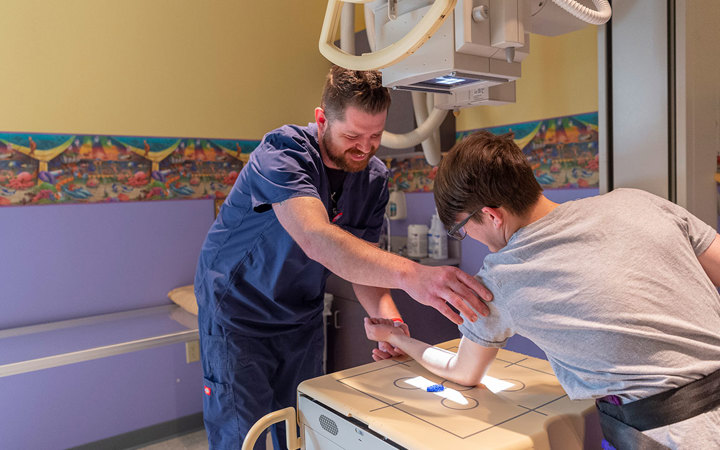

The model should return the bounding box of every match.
[0,112,598,206]
[0,132,259,206]
[387,111,599,193]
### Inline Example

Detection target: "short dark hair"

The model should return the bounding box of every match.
[434,131,543,227]
[320,65,392,122]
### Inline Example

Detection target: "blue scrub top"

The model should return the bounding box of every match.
[195,124,389,337]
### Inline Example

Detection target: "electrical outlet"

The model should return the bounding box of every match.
[185,340,200,363]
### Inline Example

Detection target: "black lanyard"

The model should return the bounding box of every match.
[325,166,346,222]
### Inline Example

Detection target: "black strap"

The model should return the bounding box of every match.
[596,367,720,449]
[325,166,346,221]
[598,367,720,431]
[596,408,670,450]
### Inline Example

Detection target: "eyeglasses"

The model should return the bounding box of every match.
[447,208,482,241]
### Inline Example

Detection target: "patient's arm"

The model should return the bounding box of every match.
[364,318,498,387]
[698,234,720,287]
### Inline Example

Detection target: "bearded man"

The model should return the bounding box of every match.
[194,65,491,449]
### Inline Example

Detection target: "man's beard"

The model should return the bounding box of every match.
[321,131,378,173]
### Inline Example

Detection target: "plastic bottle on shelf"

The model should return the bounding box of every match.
[407,224,429,259]
[387,189,407,220]
[428,213,448,260]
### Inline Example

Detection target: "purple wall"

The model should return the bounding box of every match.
[385,191,439,235]
[398,188,600,359]
[0,343,202,449]
[0,199,214,448]
[0,188,601,447]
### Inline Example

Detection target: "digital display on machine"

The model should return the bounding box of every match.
[405,72,511,94]
[432,75,473,85]
[415,75,479,90]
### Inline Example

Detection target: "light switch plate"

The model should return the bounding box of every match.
[185,340,200,363]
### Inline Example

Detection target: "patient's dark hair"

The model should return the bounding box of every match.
[321,65,392,122]
[434,131,542,227]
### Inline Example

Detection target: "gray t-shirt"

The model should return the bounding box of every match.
[460,188,720,402]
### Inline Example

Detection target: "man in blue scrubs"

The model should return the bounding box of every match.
[194,66,492,449]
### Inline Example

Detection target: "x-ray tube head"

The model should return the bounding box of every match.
[368,0,526,105]
[321,0,610,110]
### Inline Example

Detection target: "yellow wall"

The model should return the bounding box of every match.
[0,0,332,139]
[457,26,598,131]
[0,2,597,139]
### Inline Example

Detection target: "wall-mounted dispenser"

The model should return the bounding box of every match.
[386,189,407,220]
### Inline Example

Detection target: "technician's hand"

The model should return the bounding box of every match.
[403,265,493,325]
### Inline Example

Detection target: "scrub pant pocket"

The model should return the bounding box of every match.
[201,332,244,450]
[202,377,240,450]
[201,322,324,450]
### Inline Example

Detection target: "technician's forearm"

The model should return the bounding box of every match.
[304,224,416,289]
[273,196,422,293]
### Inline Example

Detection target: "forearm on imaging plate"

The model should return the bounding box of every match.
[386,334,498,387]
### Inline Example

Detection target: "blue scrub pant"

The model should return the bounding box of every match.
[200,318,324,450]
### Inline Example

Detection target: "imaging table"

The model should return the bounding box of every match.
[297,339,601,449]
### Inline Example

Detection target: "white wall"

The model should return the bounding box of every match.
[604,0,720,227]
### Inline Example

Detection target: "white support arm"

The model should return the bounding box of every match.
[381,105,448,166]
[552,0,612,25]
[319,0,458,70]
[412,91,443,165]
[340,2,356,53]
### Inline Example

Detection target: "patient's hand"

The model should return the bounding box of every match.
[365,318,409,361]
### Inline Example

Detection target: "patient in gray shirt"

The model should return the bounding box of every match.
[460,188,720,404]
[365,131,720,449]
